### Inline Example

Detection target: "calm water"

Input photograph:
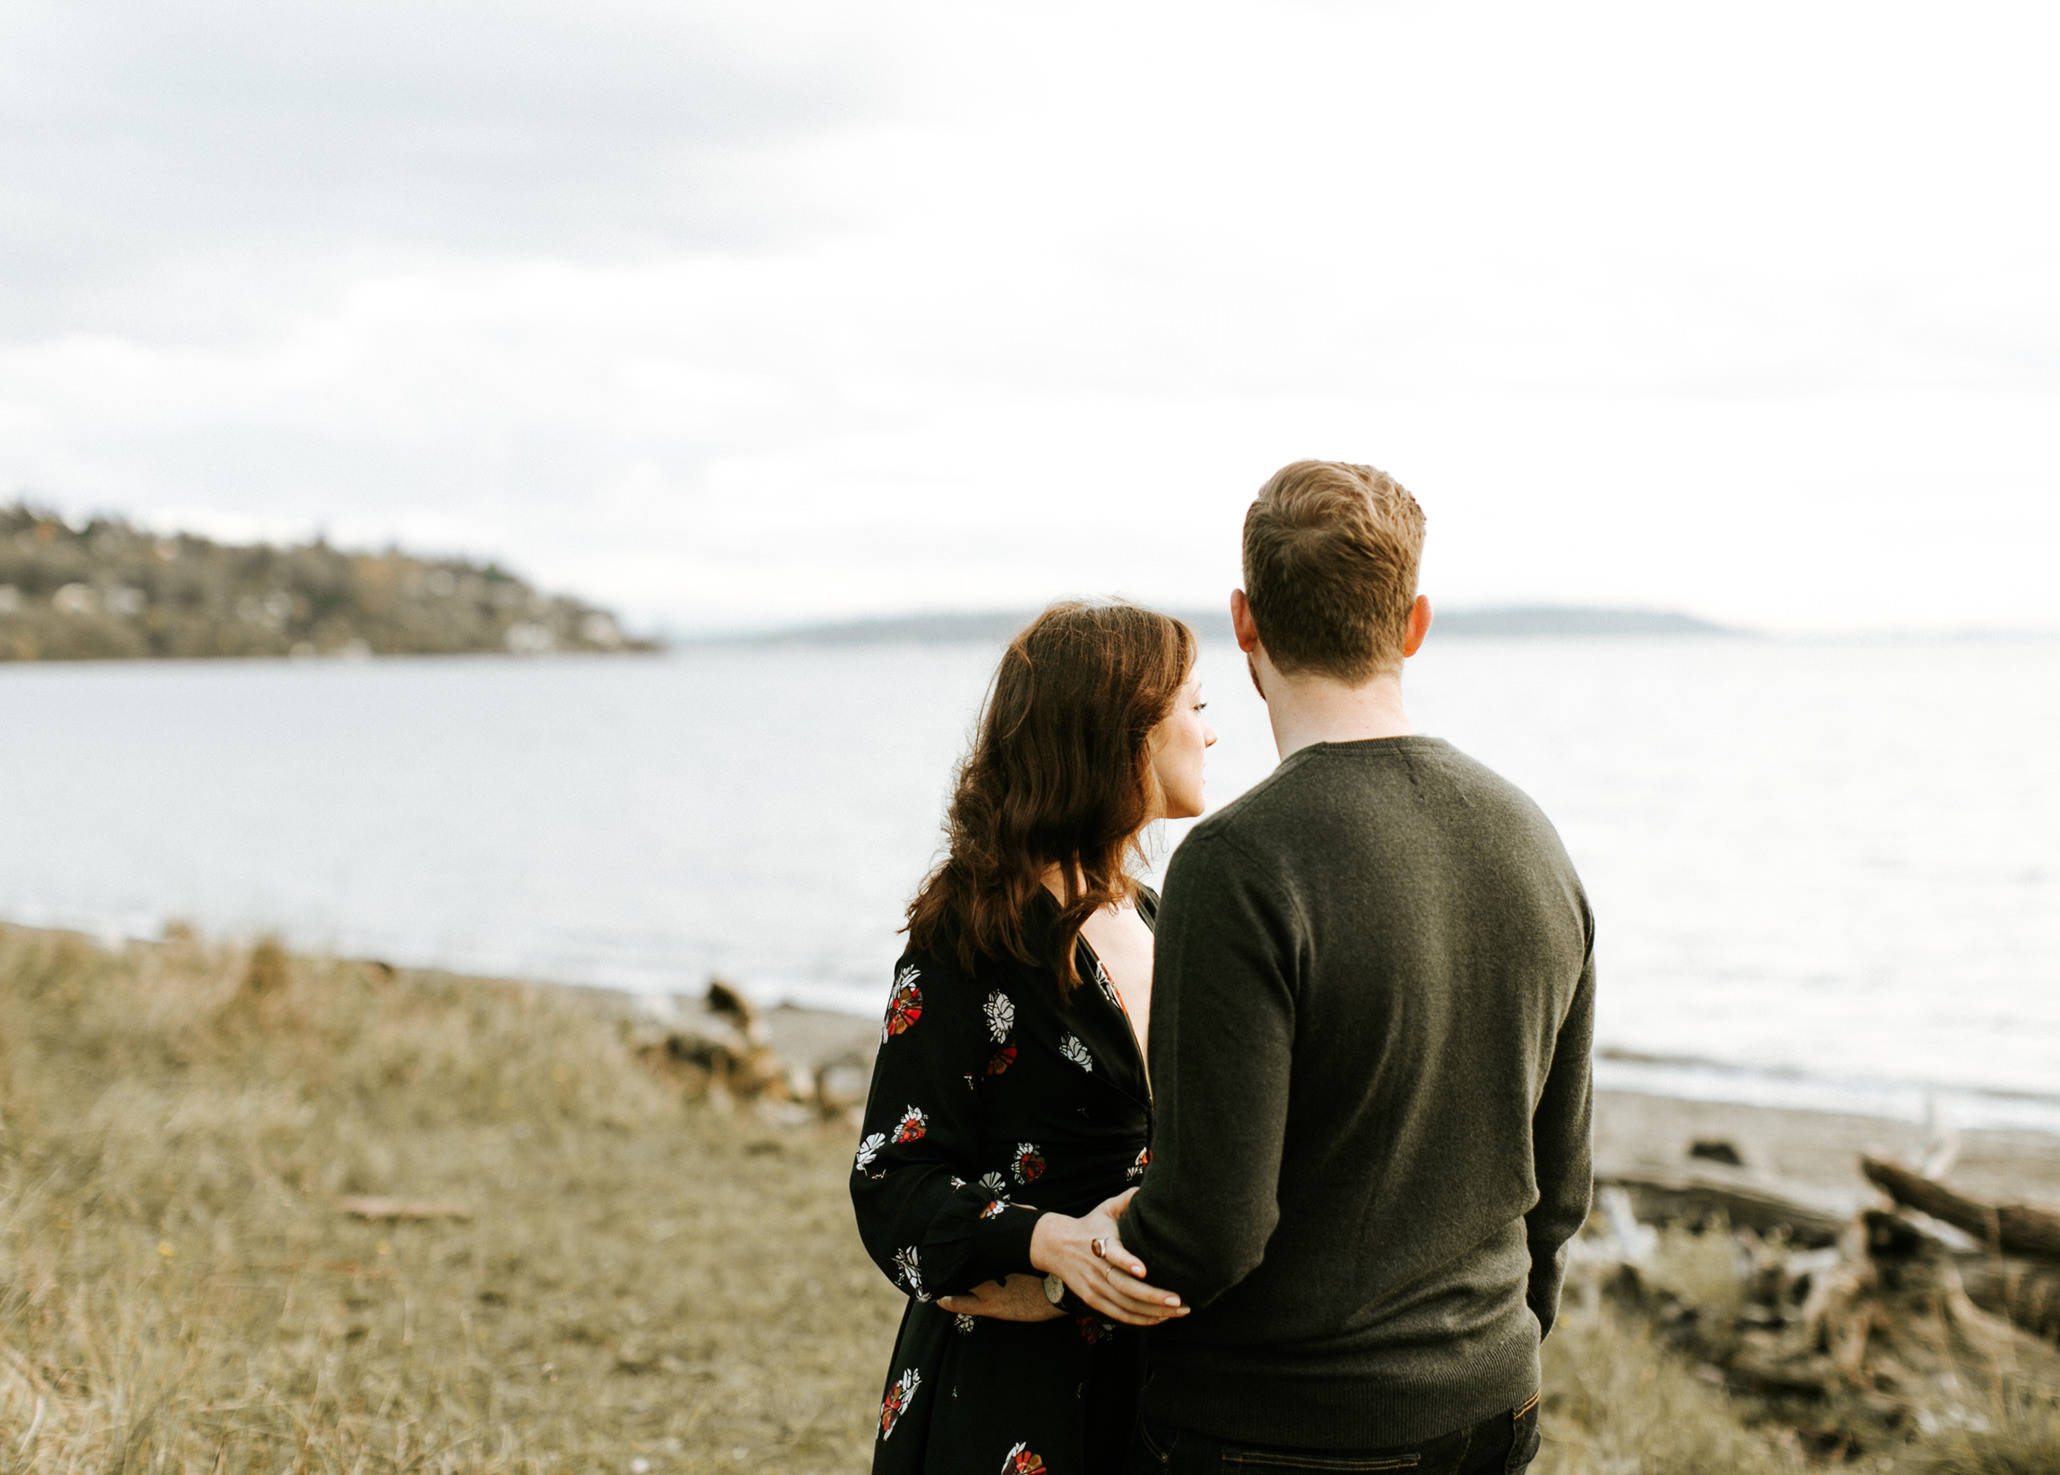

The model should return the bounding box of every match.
[3,636,2056,1128]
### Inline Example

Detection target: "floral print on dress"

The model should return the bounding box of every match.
[882,965,923,1044]
[879,1367,921,1439]
[893,1245,927,1301]
[983,990,1015,1042]
[1013,1142,1046,1185]
[851,892,1159,1472]
[1126,1146,1150,1182]
[1090,957,1123,1012]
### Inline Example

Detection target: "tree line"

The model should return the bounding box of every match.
[0,504,654,662]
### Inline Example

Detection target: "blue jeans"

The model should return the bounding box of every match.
[1126,1392,1541,1474]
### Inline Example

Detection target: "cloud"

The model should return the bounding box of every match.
[1,0,2056,631]
[0,0,888,326]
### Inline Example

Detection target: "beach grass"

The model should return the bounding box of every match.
[3,923,2054,1473]
[0,924,901,1472]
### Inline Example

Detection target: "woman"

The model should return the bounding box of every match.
[852,600,1216,1474]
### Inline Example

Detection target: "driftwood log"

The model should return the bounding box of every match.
[1961,1257,2060,1344]
[705,978,769,1048]
[630,979,815,1108]
[1568,1158,2060,1442]
[1600,1167,1849,1246]
[1860,1155,2060,1261]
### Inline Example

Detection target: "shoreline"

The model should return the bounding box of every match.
[739,994,2060,1213]
[1589,1086,2060,1213]
[14,917,2058,1209]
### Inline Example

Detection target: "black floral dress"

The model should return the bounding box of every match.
[852,889,1156,1475]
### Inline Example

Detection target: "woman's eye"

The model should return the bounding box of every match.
[1195,702,1208,712]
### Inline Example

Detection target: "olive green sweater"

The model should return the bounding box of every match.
[1122,736,1595,1448]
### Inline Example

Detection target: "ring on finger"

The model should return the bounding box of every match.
[1091,1237,1107,1259]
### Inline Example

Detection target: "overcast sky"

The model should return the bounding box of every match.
[2,0,2056,632]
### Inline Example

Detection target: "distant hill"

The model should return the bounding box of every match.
[0,504,655,662]
[710,604,1745,647]
[728,611,1044,646]
[1428,605,1744,637]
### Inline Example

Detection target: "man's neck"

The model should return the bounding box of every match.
[1261,669,1412,760]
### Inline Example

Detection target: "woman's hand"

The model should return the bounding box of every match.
[936,1274,1065,1323]
[1029,1189,1189,1327]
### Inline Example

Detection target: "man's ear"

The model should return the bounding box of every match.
[1230,589,1261,654]
[1402,594,1433,658]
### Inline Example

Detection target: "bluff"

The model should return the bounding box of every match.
[0,505,654,661]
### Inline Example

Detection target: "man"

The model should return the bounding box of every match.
[1096,460,1594,1472]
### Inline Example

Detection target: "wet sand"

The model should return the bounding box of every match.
[1591,1088,2060,1210]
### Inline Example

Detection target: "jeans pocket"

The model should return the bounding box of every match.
[1503,1396,1542,1474]
[1137,1416,1177,1469]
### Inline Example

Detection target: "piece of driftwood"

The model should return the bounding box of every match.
[1600,1167,1849,1246]
[1860,1155,2060,1261]
[1722,1209,2043,1413]
[338,1197,471,1221]
[1961,1257,2060,1344]
[1568,1174,2060,1446]
[635,1028,791,1098]
[630,978,801,1104]
[704,978,768,1047]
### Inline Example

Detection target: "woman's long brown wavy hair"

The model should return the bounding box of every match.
[904,601,1197,1002]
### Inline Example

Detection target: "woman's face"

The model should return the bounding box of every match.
[1148,670,1216,821]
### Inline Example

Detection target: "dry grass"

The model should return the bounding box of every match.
[0,924,901,1472]
[1900,1387,2060,1475]
[1538,1312,1791,1474]
[1540,1221,2060,1474]
[4,922,2053,1474]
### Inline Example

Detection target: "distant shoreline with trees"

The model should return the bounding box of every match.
[0,504,655,662]
[693,604,1750,649]
[0,500,1747,666]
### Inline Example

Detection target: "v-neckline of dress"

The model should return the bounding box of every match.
[1074,920,1153,1104]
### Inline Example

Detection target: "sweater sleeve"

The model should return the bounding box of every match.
[849,952,1050,1303]
[1525,908,1596,1340]
[1118,832,1298,1309]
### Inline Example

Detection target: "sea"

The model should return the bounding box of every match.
[3,634,2056,1132]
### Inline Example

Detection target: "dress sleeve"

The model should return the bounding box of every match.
[850,951,1050,1302]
